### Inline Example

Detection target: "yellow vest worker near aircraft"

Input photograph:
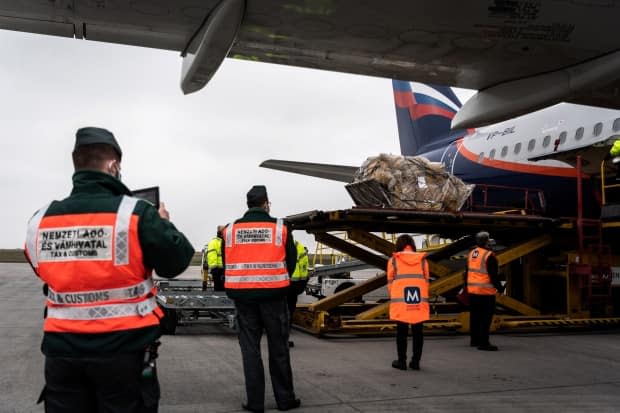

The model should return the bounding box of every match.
[203,225,225,291]
[610,139,620,181]
[287,240,309,347]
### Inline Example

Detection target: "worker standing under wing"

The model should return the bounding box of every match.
[287,239,309,347]
[24,127,194,412]
[223,185,300,412]
[467,231,503,351]
[206,225,226,291]
[387,234,430,371]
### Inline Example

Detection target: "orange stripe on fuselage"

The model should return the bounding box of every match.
[458,140,586,178]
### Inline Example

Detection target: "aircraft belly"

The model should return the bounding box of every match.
[452,150,600,217]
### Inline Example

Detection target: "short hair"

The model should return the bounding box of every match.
[72,143,121,171]
[475,231,490,247]
[395,234,416,252]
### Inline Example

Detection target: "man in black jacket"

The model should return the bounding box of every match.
[25,127,194,412]
[223,185,300,413]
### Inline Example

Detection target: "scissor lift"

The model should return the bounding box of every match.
[287,205,620,336]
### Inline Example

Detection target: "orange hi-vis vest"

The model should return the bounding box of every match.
[224,219,290,290]
[387,249,430,324]
[25,196,162,334]
[467,247,497,295]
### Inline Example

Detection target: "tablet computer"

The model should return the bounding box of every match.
[132,186,160,209]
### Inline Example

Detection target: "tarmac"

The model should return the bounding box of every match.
[2,263,620,412]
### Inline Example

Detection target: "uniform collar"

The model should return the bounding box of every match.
[71,170,132,196]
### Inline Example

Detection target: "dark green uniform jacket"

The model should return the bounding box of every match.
[223,207,297,301]
[31,171,195,357]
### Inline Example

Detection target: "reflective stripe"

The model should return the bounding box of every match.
[225,226,232,247]
[275,218,283,246]
[47,278,153,305]
[468,282,495,288]
[226,261,286,270]
[47,296,158,320]
[391,297,430,303]
[225,274,290,283]
[114,196,138,266]
[25,202,52,268]
[393,273,425,280]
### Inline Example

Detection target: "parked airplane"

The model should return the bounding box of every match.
[1,0,620,126]
[261,80,620,218]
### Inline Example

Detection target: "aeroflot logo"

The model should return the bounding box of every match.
[404,287,421,304]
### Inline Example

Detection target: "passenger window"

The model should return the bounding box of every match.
[528,139,536,151]
[489,149,496,159]
[614,118,620,132]
[514,142,521,154]
[575,127,584,140]
[478,152,484,162]
[543,135,551,148]
[559,131,567,144]
[501,146,508,157]
[594,122,603,137]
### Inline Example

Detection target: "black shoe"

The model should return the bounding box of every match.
[277,398,301,411]
[409,360,420,370]
[242,403,264,413]
[391,359,407,370]
[288,340,294,348]
[477,344,498,351]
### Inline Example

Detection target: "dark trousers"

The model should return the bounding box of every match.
[469,294,496,346]
[40,352,159,413]
[396,322,424,362]
[286,280,308,328]
[211,267,225,291]
[235,298,296,410]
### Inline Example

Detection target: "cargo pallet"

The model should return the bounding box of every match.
[156,279,236,335]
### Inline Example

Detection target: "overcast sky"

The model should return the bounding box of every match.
[0,29,475,251]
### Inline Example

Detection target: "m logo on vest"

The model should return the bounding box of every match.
[472,250,479,258]
[404,286,421,304]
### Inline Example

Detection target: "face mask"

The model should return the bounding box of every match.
[107,160,122,180]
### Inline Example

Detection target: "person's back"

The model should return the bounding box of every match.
[287,240,309,347]
[387,235,429,370]
[24,127,194,412]
[206,225,225,291]
[223,185,300,412]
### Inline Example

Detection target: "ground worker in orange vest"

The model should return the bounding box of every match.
[387,234,430,371]
[24,127,194,412]
[467,231,502,351]
[223,185,300,413]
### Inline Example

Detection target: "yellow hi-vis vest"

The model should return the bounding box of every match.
[387,249,430,324]
[610,140,620,157]
[206,236,223,269]
[467,247,497,295]
[291,240,309,281]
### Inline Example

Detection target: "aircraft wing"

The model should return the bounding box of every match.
[528,144,614,176]
[3,1,620,124]
[260,160,358,183]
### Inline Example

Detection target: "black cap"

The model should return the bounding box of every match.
[247,185,268,206]
[74,127,122,159]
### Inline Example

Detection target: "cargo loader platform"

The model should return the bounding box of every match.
[286,207,620,336]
